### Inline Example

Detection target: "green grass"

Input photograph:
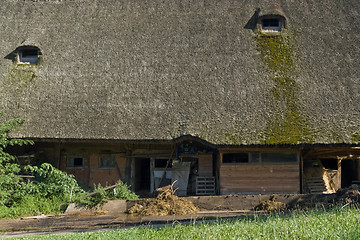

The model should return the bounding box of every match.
[15,207,360,240]
[0,196,67,219]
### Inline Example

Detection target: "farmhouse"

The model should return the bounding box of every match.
[1,0,359,196]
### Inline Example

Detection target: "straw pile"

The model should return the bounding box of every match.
[128,184,198,216]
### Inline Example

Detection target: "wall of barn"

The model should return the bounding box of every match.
[220,164,300,194]
[39,141,173,188]
[218,149,300,194]
[56,142,128,187]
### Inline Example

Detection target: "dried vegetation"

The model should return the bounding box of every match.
[128,184,198,216]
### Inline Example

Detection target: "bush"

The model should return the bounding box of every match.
[0,113,33,207]
[79,180,138,208]
[24,163,84,199]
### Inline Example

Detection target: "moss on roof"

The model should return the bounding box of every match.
[0,0,359,145]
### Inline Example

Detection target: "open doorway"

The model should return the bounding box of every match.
[341,159,358,188]
[134,158,150,194]
[181,157,199,195]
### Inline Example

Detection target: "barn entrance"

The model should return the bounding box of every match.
[134,158,151,194]
[341,159,358,188]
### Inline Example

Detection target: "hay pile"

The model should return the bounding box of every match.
[254,195,287,211]
[128,185,199,216]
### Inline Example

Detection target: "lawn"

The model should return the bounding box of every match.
[18,206,360,240]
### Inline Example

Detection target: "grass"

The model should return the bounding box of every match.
[0,196,67,219]
[14,206,360,240]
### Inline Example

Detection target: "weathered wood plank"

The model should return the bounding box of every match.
[198,154,213,177]
[220,163,300,194]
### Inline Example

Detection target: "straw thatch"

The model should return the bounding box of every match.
[0,0,359,145]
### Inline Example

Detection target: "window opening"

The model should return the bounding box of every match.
[99,156,116,169]
[320,159,338,170]
[155,159,172,168]
[261,152,298,163]
[223,153,248,163]
[263,19,280,27]
[259,16,285,33]
[18,48,40,64]
[222,152,298,164]
[249,153,260,163]
[67,156,84,168]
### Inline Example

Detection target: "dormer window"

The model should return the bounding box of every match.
[258,15,286,34]
[262,19,281,31]
[17,47,41,64]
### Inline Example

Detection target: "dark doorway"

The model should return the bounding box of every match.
[182,157,199,195]
[341,159,358,188]
[134,158,150,193]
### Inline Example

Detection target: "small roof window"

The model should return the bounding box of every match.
[4,45,42,65]
[262,19,281,31]
[18,47,40,64]
[258,15,286,34]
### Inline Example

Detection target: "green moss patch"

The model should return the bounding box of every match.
[6,64,36,90]
[352,131,360,142]
[255,31,312,144]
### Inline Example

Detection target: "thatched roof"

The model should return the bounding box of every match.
[0,0,359,145]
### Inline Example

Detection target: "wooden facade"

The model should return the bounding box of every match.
[220,164,300,194]
[11,140,360,196]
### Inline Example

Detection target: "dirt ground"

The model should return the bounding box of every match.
[1,186,359,237]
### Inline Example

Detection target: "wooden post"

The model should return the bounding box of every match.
[124,157,132,186]
[300,154,303,194]
[338,158,342,189]
[130,158,136,192]
[216,152,221,195]
[150,158,155,194]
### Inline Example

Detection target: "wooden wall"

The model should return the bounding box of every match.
[220,163,300,194]
[198,154,213,177]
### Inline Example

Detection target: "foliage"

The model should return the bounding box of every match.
[112,180,138,200]
[21,207,360,239]
[0,196,65,219]
[0,112,33,207]
[0,113,81,218]
[23,163,84,199]
[78,180,138,208]
[0,162,85,218]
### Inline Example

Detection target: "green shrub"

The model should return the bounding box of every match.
[113,180,138,200]
[24,163,84,199]
[0,113,33,207]
[79,180,138,208]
